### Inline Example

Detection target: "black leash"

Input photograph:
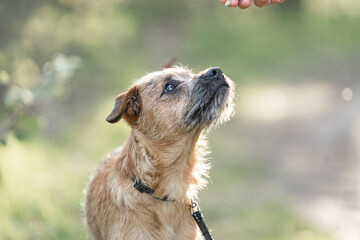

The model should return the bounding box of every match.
[190,200,214,240]
[132,178,214,240]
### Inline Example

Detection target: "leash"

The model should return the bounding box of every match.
[132,178,214,240]
[190,199,214,240]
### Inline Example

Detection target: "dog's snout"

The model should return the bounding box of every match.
[205,68,222,78]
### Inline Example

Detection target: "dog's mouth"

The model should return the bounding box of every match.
[199,83,229,111]
[207,83,229,103]
[184,74,233,130]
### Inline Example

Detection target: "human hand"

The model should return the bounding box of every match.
[220,0,284,9]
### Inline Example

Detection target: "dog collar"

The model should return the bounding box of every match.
[132,178,175,202]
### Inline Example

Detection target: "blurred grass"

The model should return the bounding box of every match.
[0,137,87,239]
[1,0,359,239]
[0,101,130,240]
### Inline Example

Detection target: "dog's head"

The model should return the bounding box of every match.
[107,66,234,142]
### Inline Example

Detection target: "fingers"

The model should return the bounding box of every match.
[221,0,239,7]
[220,0,284,8]
[229,0,240,7]
[254,0,284,7]
[238,0,251,9]
[220,0,239,7]
[254,0,271,7]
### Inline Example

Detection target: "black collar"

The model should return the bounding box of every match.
[132,178,175,202]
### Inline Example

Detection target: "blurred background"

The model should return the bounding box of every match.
[0,0,359,239]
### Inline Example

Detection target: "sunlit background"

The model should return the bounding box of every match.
[0,0,359,239]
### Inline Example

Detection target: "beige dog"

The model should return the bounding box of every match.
[85,66,234,240]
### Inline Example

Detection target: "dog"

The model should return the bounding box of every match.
[85,66,235,240]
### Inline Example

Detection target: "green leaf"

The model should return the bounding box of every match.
[0,70,10,85]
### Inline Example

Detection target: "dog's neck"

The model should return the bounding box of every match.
[120,129,209,202]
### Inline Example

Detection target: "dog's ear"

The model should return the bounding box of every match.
[106,86,141,124]
[162,57,176,69]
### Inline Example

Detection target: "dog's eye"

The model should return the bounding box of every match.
[165,84,176,93]
[160,80,181,98]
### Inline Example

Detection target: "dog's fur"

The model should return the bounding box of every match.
[85,66,234,240]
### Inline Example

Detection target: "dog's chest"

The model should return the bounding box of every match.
[155,203,200,239]
[105,202,200,240]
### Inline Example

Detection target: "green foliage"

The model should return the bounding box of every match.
[0,54,81,144]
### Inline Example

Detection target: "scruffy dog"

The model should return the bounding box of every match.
[85,66,234,240]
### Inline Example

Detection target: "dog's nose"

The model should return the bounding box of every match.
[204,68,222,78]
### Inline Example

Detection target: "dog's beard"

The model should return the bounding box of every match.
[184,83,234,130]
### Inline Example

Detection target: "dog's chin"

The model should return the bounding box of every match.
[184,86,234,130]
